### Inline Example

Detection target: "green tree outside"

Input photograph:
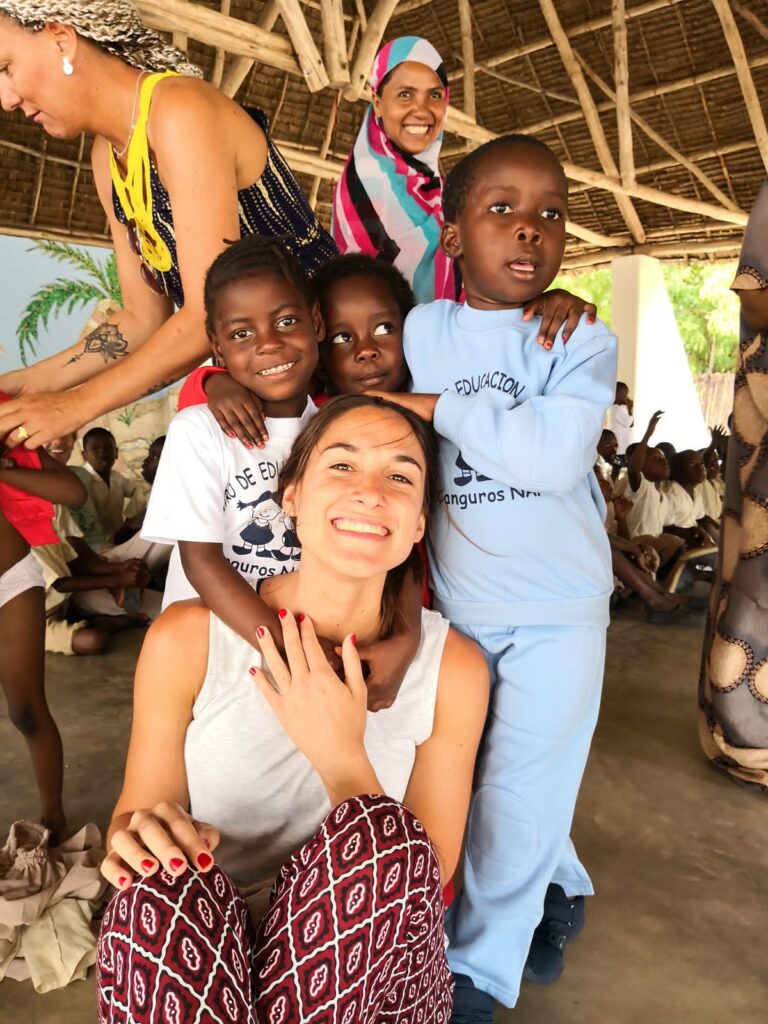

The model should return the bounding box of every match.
[554,261,739,375]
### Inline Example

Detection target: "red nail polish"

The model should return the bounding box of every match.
[546,341,553,350]
[197,852,213,870]
[249,666,257,675]
[588,315,596,323]
[297,613,305,623]
[278,608,287,619]
[245,442,254,449]
[169,857,184,872]
[140,859,154,873]
[118,876,129,888]
[227,431,236,438]
[256,626,265,638]
[350,634,357,647]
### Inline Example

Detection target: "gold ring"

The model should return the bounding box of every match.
[17,425,29,441]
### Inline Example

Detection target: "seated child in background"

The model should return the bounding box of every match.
[0,410,88,840]
[619,411,686,576]
[143,238,422,707]
[44,433,162,621]
[72,428,170,575]
[379,134,617,1016]
[114,436,165,543]
[699,429,725,521]
[595,428,622,484]
[596,473,688,617]
[664,449,719,547]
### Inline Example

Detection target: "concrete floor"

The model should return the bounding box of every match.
[0,607,766,1022]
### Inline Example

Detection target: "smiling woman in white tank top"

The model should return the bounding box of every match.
[97,395,489,1024]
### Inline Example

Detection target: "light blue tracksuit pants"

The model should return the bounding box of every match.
[443,621,606,1008]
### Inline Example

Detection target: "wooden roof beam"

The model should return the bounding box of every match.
[345,0,402,100]
[320,0,350,87]
[538,0,646,243]
[275,0,330,91]
[733,0,768,43]
[612,0,634,188]
[711,0,768,175]
[575,55,742,212]
[561,237,741,271]
[211,1,231,90]
[447,0,685,82]
[135,0,302,78]
[519,52,768,136]
[219,0,279,99]
[457,0,476,121]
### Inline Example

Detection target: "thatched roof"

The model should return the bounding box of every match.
[1,0,767,268]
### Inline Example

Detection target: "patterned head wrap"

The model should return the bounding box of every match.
[332,36,458,304]
[0,1,203,77]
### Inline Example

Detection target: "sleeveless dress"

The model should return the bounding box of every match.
[185,606,450,921]
[111,73,337,308]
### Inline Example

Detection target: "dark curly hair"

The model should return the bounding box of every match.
[443,133,561,222]
[312,253,416,323]
[204,236,315,334]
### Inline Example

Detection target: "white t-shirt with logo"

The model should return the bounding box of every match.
[143,400,316,607]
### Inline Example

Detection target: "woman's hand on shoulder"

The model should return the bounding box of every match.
[523,290,598,349]
[103,801,219,890]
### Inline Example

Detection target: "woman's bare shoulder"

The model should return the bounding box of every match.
[437,626,490,708]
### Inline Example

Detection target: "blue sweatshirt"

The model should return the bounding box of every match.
[405,301,618,628]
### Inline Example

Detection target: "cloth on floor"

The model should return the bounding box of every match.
[0,821,107,992]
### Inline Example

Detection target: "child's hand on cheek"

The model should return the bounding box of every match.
[523,290,598,349]
[365,390,439,423]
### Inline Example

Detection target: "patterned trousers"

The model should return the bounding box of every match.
[97,795,452,1023]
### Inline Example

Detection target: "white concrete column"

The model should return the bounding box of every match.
[610,254,710,451]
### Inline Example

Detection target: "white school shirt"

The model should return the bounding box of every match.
[699,478,723,520]
[608,403,634,454]
[662,480,705,529]
[82,464,137,542]
[618,473,669,539]
[143,400,316,607]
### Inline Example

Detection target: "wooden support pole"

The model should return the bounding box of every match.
[275,0,330,92]
[135,0,301,78]
[612,0,634,188]
[345,0,402,100]
[172,32,188,52]
[711,0,768,174]
[538,0,646,243]
[519,52,768,137]
[448,0,685,80]
[0,224,112,248]
[575,55,741,212]
[308,101,338,208]
[211,0,231,89]
[219,0,280,99]
[732,0,768,43]
[457,0,476,121]
[320,0,350,87]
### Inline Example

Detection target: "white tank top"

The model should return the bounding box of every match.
[185,607,450,921]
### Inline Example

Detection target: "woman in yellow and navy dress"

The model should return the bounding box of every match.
[0,0,337,448]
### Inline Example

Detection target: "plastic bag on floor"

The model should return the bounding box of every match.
[0,821,107,992]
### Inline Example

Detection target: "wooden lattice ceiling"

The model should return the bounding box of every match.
[1,0,767,268]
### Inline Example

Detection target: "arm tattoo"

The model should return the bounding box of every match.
[141,378,176,398]
[65,322,129,366]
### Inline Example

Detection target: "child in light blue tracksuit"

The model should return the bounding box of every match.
[385,135,617,1019]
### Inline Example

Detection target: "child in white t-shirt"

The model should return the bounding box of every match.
[144,237,323,643]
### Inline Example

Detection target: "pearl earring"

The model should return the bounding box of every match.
[62,56,74,76]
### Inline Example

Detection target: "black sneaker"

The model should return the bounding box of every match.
[450,973,495,1024]
[522,884,586,986]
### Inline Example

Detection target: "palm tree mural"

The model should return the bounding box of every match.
[17,241,122,366]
